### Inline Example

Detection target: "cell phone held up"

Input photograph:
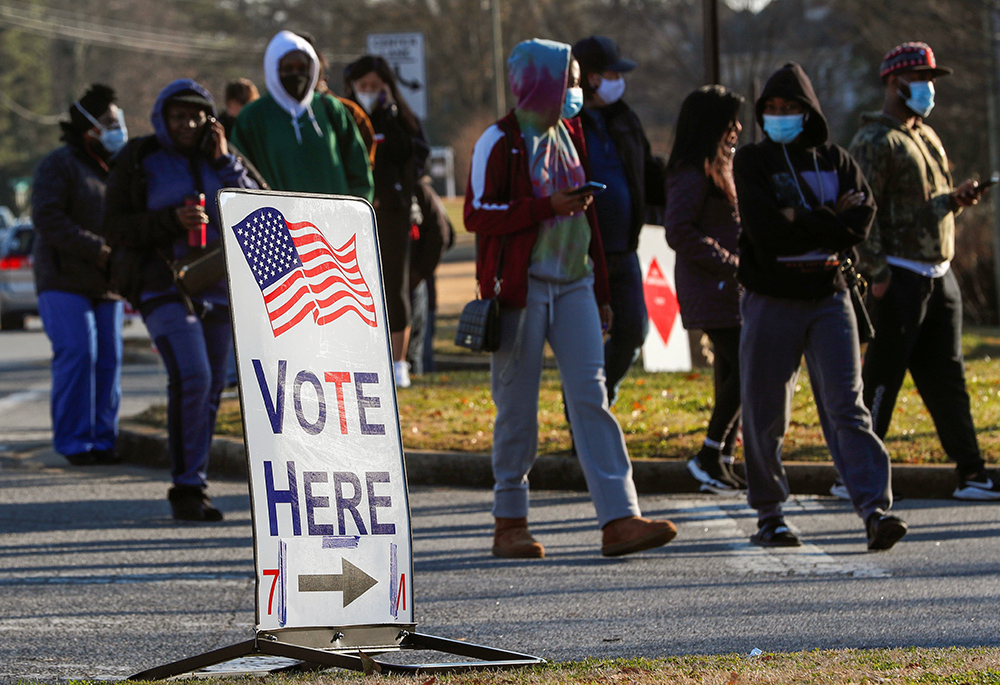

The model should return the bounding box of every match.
[976,172,1000,192]
[199,117,218,158]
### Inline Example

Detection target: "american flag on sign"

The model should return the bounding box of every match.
[231,207,377,337]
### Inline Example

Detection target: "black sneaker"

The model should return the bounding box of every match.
[866,512,907,551]
[687,456,740,494]
[721,456,747,488]
[91,449,122,464]
[750,517,801,547]
[953,469,1000,501]
[64,451,97,466]
[169,486,224,522]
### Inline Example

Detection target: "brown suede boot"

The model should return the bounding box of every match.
[492,517,545,558]
[601,516,677,557]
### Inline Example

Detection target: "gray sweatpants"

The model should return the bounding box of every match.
[740,290,892,523]
[490,274,641,528]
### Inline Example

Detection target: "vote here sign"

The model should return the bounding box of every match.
[218,190,412,632]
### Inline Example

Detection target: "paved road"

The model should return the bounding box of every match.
[2,445,1000,681]
[0,320,167,455]
[3,302,1000,681]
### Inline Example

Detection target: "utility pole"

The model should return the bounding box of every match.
[703,0,720,85]
[492,0,506,119]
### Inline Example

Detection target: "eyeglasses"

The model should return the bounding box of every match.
[167,111,207,126]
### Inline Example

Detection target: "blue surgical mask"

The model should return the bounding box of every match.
[763,114,804,145]
[562,87,584,119]
[76,103,129,155]
[901,80,935,118]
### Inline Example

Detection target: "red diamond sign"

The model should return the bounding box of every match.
[643,257,680,344]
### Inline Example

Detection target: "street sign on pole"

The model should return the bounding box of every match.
[365,32,427,120]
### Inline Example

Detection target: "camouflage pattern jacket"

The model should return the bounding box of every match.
[848,111,960,283]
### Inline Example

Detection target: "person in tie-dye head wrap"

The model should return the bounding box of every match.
[464,38,677,560]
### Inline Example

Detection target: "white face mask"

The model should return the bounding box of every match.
[76,103,128,154]
[354,90,380,114]
[595,76,626,105]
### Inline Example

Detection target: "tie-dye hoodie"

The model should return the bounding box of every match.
[508,39,591,282]
[464,42,609,309]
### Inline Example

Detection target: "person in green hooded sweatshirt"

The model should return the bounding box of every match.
[465,38,677,560]
[230,30,373,201]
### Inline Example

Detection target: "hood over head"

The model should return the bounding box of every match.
[755,62,828,147]
[151,79,216,150]
[508,39,571,131]
[265,31,320,115]
[263,30,323,143]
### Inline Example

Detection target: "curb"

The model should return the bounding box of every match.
[118,424,960,500]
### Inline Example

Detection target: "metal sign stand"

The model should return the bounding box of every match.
[128,625,544,679]
[127,191,544,679]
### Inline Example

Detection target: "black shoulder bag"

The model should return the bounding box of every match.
[454,238,503,352]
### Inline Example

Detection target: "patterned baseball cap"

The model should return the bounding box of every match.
[880,42,952,80]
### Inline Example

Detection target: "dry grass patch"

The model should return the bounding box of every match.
[131,329,1000,466]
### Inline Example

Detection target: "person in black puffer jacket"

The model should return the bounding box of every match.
[32,84,127,466]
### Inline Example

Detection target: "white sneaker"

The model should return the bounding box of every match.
[953,470,1000,501]
[829,479,851,501]
[393,360,411,388]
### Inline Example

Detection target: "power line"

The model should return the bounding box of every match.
[0,0,259,60]
[0,1,361,63]
[0,86,63,125]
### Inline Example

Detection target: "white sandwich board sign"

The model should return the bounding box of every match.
[127,190,541,679]
[219,190,412,631]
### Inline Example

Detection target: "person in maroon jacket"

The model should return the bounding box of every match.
[465,38,676,559]
[664,85,745,495]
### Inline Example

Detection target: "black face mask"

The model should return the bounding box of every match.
[281,74,310,101]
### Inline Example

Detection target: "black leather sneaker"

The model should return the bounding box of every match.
[866,512,907,551]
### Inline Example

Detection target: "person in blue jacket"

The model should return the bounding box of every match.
[104,79,259,521]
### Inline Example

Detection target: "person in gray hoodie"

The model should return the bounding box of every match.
[733,62,906,551]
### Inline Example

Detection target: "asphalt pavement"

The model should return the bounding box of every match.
[3,450,1000,681]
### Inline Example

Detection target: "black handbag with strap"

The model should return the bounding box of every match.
[454,238,504,353]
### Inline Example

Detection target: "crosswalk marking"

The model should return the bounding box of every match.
[675,497,891,578]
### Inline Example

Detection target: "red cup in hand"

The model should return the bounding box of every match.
[185,193,207,247]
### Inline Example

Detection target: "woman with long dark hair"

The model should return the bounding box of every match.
[345,55,430,388]
[664,85,745,494]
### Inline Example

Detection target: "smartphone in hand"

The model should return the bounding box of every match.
[567,181,607,196]
[977,172,1000,192]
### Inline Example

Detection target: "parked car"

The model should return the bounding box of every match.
[0,222,37,330]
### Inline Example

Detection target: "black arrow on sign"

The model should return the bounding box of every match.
[298,559,378,607]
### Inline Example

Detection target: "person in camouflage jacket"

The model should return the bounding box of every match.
[849,42,999,501]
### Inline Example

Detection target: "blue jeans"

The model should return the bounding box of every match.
[604,252,648,405]
[143,300,231,489]
[38,291,123,456]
